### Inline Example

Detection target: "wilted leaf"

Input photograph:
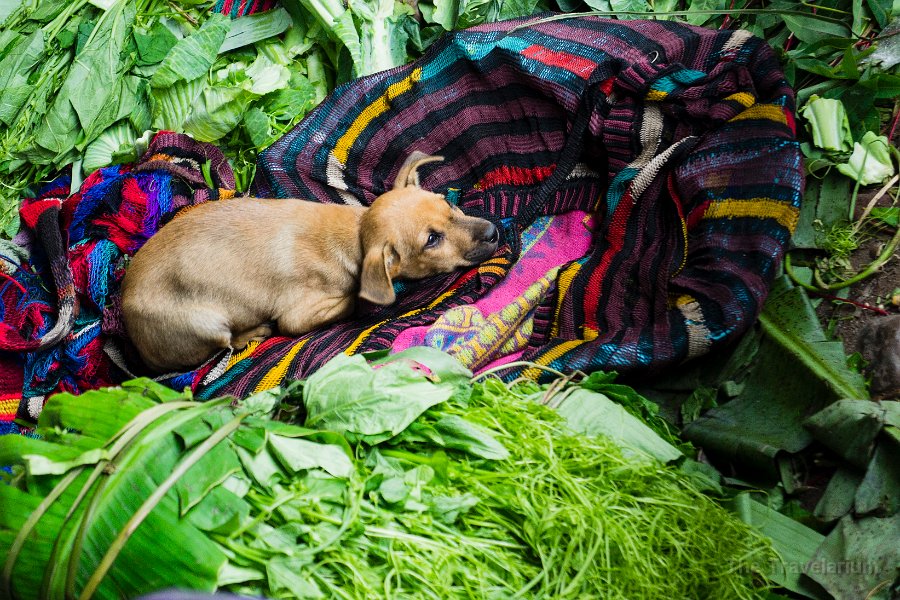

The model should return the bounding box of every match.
[684,279,867,476]
[815,468,864,523]
[836,131,896,185]
[854,439,900,515]
[806,514,900,600]
[804,400,887,468]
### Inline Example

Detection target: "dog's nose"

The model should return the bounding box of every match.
[483,223,499,244]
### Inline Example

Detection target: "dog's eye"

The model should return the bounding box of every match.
[425,231,443,249]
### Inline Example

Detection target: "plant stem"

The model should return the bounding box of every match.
[852,174,900,235]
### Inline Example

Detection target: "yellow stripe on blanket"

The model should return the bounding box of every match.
[254,338,309,392]
[333,68,423,164]
[347,258,512,353]
[522,338,586,380]
[550,261,583,337]
[728,104,787,125]
[434,267,558,371]
[0,398,18,416]
[226,340,261,369]
[703,198,800,232]
[724,92,755,108]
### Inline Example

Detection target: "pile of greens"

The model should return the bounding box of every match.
[0,348,775,599]
[0,0,544,236]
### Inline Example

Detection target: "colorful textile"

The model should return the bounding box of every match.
[392,211,595,371]
[254,16,803,382]
[214,0,278,18]
[0,134,236,425]
[1,16,803,425]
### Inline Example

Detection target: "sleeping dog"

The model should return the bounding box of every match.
[121,153,499,372]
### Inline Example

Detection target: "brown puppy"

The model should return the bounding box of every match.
[121,153,499,372]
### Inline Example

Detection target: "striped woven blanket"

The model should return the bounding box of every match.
[0,16,802,428]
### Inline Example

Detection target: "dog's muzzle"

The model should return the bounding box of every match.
[464,221,500,263]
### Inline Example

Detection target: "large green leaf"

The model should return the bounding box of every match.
[758,281,867,401]
[150,76,206,131]
[814,467,864,522]
[219,7,293,53]
[853,437,900,515]
[175,440,242,516]
[82,119,136,172]
[67,1,134,142]
[556,388,682,463]
[150,14,231,89]
[684,279,867,476]
[185,487,251,535]
[267,434,354,478]
[304,348,472,441]
[0,31,44,125]
[733,493,830,600]
[806,514,899,600]
[0,0,22,24]
[183,85,258,142]
[431,415,510,460]
[782,14,851,43]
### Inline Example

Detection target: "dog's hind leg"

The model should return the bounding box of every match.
[131,306,232,372]
[231,323,274,349]
[276,296,354,337]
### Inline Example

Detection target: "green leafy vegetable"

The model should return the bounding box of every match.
[0,352,777,599]
[150,14,231,89]
[836,131,896,185]
[801,96,852,153]
[554,388,683,463]
[303,347,471,440]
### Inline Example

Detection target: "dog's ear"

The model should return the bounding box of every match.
[393,152,444,189]
[359,244,400,305]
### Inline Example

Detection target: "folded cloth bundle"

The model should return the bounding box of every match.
[0,15,803,427]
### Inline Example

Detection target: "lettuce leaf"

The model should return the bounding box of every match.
[150,14,231,89]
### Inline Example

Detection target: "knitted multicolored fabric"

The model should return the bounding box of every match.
[0,133,236,427]
[1,15,803,426]
[253,16,803,382]
[214,0,278,18]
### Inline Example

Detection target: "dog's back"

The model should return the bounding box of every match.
[121,198,365,371]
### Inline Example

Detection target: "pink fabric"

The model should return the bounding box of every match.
[391,210,595,365]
